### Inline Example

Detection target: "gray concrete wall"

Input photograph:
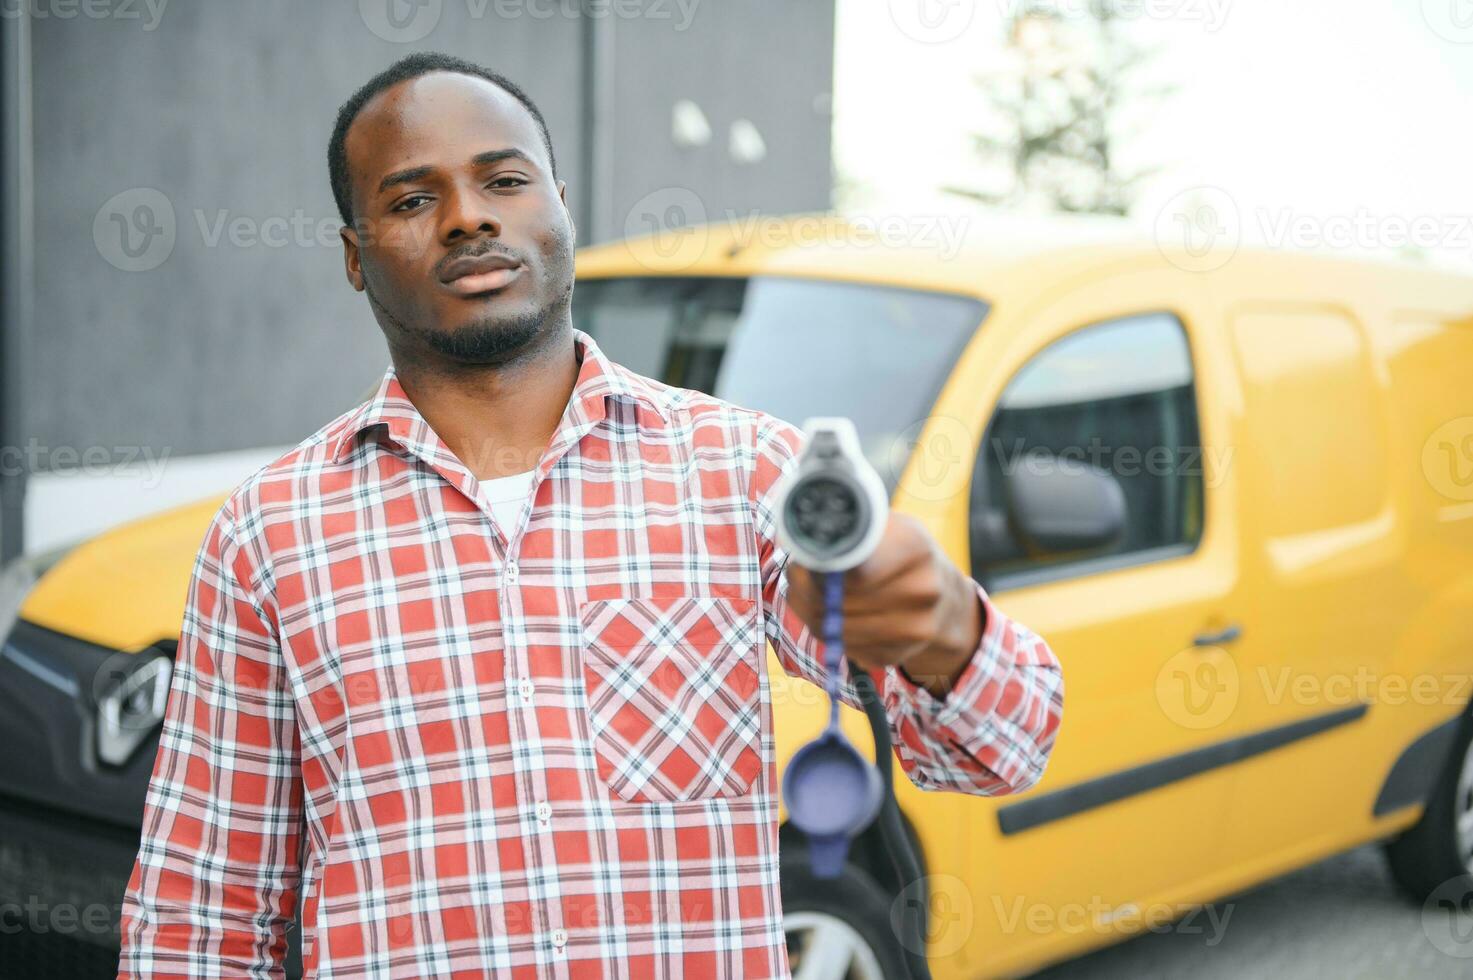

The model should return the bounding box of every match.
[17,0,833,481]
[595,0,835,241]
[27,3,584,464]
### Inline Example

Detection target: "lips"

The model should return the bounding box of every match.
[438,251,524,295]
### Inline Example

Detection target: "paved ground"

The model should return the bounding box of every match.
[1027,844,1473,979]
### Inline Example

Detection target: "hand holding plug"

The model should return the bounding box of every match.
[771,417,984,700]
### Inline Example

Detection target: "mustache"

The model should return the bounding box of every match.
[441,241,522,268]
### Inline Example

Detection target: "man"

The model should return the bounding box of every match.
[118,52,1063,978]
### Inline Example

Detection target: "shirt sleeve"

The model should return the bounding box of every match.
[748,412,1064,796]
[117,498,304,978]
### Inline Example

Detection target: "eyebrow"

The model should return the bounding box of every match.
[376,148,536,195]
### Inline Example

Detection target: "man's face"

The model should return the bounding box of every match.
[340,71,575,364]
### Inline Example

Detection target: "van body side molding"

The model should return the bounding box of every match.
[1372,715,1465,818]
[996,704,1370,836]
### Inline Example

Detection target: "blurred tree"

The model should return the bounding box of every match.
[944,0,1174,216]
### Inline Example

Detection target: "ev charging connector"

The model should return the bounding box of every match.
[773,416,932,980]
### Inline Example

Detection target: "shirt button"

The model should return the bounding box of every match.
[518,678,535,703]
[551,927,567,949]
[535,801,551,824]
[504,560,519,583]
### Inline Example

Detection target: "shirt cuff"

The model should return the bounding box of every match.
[891,577,1009,731]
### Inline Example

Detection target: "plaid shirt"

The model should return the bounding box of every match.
[117,327,1063,979]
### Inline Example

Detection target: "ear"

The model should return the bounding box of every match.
[341,222,364,292]
[558,180,575,243]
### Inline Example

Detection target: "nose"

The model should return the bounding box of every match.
[438,177,502,245]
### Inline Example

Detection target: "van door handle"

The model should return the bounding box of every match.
[1193,623,1242,646]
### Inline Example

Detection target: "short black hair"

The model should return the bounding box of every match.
[327,51,558,228]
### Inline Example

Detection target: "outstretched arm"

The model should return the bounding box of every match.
[748,412,1064,796]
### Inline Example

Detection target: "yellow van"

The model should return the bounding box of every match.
[4,210,1472,978]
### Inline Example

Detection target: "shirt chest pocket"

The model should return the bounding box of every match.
[578,593,764,804]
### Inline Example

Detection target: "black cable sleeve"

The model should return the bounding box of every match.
[847,658,932,980]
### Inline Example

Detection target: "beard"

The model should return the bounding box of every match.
[416,305,544,362]
[364,224,576,366]
[364,270,572,366]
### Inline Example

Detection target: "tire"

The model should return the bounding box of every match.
[1383,710,1473,903]
[781,855,915,980]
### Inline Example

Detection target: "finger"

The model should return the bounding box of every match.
[842,639,922,672]
[836,608,932,650]
[845,515,933,593]
[789,561,936,625]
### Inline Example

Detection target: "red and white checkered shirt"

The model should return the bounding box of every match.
[118,327,1063,979]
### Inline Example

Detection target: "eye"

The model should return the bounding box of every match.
[488,176,529,189]
[391,194,432,213]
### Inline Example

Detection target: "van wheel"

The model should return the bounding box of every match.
[781,856,912,980]
[1383,713,1473,903]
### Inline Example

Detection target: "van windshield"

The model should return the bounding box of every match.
[573,275,987,494]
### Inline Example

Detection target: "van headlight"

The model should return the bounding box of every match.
[0,541,80,644]
[96,653,173,767]
[0,558,38,646]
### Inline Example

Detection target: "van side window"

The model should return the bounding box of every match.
[970,311,1205,587]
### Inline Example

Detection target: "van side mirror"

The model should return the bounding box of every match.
[1003,451,1127,558]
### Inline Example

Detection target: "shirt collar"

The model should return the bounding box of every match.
[327,327,668,465]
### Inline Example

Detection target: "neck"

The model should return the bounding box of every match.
[391,323,579,482]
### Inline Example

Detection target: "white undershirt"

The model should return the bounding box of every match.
[477,469,536,537]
